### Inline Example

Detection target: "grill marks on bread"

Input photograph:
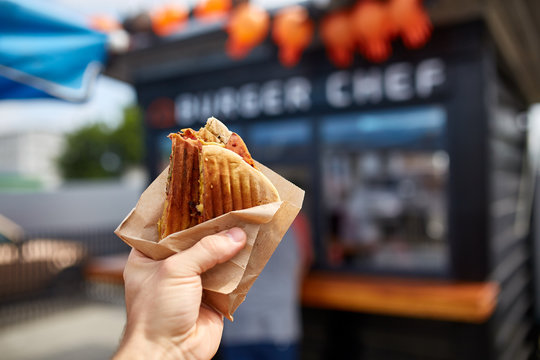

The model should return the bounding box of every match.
[159,134,201,238]
[200,145,279,221]
[158,118,280,240]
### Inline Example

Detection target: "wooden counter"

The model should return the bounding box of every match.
[84,256,499,323]
[301,272,499,324]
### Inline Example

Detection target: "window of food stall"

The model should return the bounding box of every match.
[319,106,449,275]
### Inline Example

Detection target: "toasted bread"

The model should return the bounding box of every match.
[200,145,280,221]
[158,118,280,239]
[158,134,202,239]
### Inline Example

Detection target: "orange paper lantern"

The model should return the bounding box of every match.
[272,6,314,67]
[194,0,232,22]
[151,3,188,37]
[226,3,269,59]
[389,0,432,49]
[320,11,355,68]
[350,0,395,63]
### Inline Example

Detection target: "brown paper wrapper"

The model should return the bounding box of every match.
[114,161,304,320]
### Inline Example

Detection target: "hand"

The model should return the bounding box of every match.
[114,228,247,360]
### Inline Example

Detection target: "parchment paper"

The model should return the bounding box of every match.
[115,161,304,320]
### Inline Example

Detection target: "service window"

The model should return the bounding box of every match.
[321,106,449,274]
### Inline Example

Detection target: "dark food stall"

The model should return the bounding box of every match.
[107,0,540,358]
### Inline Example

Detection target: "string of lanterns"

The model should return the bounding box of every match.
[90,0,432,68]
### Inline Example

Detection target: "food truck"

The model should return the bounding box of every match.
[108,0,540,358]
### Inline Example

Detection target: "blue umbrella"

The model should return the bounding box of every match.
[0,0,109,101]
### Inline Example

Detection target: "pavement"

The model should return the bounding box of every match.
[0,300,126,360]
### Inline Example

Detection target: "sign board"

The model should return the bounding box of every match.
[143,55,447,129]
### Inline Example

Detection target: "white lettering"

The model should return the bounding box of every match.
[385,63,414,101]
[353,68,383,104]
[175,93,196,125]
[215,87,237,119]
[200,92,213,120]
[261,80,283,115]
[416,58,445,98]
[285,77,312,112]
[326,71,351,108]
[171,58,448,126]
[238,83,260,118]
[171,59,446,124]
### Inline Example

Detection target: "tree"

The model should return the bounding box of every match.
[57,105,144,180]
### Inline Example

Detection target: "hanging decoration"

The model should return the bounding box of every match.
[272,6,314,67]
[320,11,355,68]
[349,0,396,63]
[151,3,189,37]
[194,0,232,22]
[389,0,432,49]
[91,0,433,67]
[225,3,269,59]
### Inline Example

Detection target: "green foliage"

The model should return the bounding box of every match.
[111,106,144,165]
[57,105,144,179]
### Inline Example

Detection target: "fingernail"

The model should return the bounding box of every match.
[226,228,245,242]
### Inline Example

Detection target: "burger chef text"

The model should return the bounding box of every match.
[161,58,445,127]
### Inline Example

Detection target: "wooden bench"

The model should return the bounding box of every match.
[84,253,129,284]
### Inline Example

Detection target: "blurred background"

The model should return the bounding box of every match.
[1,0,540,359]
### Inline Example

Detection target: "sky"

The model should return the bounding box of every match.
[55,0,304,17]
[56,0,175,18]
[0,76,136,135]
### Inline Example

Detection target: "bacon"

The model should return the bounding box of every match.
[225,133,255,168]
[181,128,199,140]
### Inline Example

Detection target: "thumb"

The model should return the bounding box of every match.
[166,228,246,277]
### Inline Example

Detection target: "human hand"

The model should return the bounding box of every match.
[114,228,247,360]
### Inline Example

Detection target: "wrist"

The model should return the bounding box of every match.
[114,327,184,360]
